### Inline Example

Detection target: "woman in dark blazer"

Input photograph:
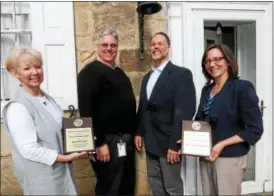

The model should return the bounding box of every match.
[196,44,263,195]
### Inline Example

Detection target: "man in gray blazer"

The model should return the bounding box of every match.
[135,32,196,195]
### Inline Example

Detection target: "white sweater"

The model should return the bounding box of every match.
[6,96,63,166]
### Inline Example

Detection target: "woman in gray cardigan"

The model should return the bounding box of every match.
[2,48,86,195]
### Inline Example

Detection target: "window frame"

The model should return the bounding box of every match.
[1,2,78,120]
[1,2,33,118]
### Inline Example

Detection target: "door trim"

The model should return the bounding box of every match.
[264,180,273,192]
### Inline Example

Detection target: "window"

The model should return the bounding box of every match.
[1,2,31,102]
[1,2,78,116]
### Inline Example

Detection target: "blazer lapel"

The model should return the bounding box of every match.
[142,71,152,103]
[196,86,211,120]
[208,79,233,122]
[149,62,172,103]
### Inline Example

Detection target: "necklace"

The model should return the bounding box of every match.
[36,96,48,107]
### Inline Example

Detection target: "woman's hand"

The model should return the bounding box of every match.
[167,149,181,164]
[56,151,87,163]
[66,152,87,161]
[205,141,225,162]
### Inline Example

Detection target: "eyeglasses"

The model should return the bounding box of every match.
[204,57,225,66]
[150,42,166,47]
[100,43,118,49]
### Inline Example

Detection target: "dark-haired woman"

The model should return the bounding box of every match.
[195,44,263,195]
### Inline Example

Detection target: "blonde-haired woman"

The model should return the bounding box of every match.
[2,48,86,195]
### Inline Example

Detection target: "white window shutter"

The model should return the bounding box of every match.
[30,2,78,110]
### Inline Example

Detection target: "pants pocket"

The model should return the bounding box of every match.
[236,155,248,169]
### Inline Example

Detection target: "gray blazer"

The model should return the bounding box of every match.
[2,86,77,195]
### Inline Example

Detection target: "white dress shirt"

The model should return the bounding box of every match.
[146,60,169,100]
[6,96,63,166]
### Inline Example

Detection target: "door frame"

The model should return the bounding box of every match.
[168,2,273,194]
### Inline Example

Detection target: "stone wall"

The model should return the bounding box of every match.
[1,124,23,195]
[74,2,168,195]
[74,2,168,97]
[0,2,168,195]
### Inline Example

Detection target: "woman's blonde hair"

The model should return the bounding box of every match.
[5,48,43,72]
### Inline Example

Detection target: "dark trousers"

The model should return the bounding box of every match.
[146,153,184,196]
[90,134,136,196]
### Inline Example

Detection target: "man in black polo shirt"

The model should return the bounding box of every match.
[77,28,136,196]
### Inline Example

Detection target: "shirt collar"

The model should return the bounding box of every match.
[113,64,120,69]
[97,58,118,70]
[152,60,169,72]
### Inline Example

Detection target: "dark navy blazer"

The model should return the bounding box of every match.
[195,78,263,157]
[136,61,196,157]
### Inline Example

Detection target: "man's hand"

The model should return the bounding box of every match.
[177,139,192,158]
[205,141,225,162]
[167,149,181,164]
[96,144,110,162]
[134,136,143,152]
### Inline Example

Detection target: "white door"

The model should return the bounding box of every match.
[177,2,273,194]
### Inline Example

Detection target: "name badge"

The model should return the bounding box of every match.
[117,142,127,157]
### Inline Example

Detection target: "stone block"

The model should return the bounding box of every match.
[143,50,154,68]
[74,2,92,8]
[125,71,148,97]
[135,171,151,196]
[135,146,152,195]
[74,10,91,36]
[76,177,96,196]
[90,3,139,49]
[75,36,95,53]
[1,124,11,156]
[1,156,22,195]
[143,19,168,50]
[91,2,136,15]
[144,19,168,34]
[119,49,151,72]
[76,50,97,72]
[73,157,95,178]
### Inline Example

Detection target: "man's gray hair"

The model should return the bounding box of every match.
[98,28,119,41]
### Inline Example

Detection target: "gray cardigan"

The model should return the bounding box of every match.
[2,86,77,195]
